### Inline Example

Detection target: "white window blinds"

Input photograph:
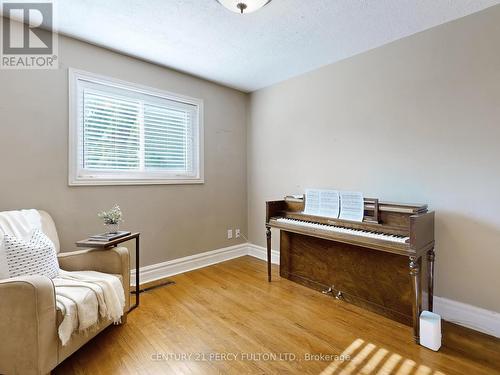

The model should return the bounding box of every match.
[83,91,141,171]
[70,70,203,185]
[143,103,193,172]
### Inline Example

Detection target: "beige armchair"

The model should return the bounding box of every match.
[0,211,130,375]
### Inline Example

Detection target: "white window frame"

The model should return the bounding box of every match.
[68,68,204,186]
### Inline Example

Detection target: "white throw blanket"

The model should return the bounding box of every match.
[54,270,125,346]
[0,209,125,346]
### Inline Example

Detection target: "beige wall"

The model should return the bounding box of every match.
[0,35,248,268]
[1,6,499,313]
[248,6,500,312]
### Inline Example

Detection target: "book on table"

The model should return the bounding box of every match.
[88,231,131,242]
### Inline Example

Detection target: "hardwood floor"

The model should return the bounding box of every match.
[54,256,500,375]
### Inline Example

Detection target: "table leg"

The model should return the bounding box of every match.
[135,236,140,308]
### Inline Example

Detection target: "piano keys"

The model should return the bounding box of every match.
[274,217,410,243]
[266,195,435,343]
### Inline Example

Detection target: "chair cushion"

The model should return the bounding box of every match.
[0,209,60,279]
[38,210,60,253]
[4,229,59,279]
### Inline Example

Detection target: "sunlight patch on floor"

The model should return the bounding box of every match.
[320,338,365,375]
[359,348,389,374]
[320,339,443,375]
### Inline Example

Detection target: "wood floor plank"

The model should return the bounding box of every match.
[54,256,500,375]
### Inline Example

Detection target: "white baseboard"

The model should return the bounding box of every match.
[131,243,248,286]
[434,296,500,338]
[131,242,500,338]
[247,243,279,264]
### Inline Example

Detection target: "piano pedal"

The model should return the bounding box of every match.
[322,286,334,295]
[322,286,344,300]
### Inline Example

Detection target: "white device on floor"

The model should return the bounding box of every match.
[420,311,442,351]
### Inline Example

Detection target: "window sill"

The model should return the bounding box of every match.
[68,177,205,186]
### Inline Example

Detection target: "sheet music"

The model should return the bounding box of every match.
[304,189,340,218]
[318,190,340,218]
[339,191,364,222]
[304,189,320,214]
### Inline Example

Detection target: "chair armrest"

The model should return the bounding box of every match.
[58,247,130,311]
[0,276,58,375]
[58,247,129,275]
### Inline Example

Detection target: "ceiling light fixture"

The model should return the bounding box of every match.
[217,0,272,15]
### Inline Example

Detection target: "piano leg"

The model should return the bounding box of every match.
[427,248,435,312]
[409,256,422,344]
[266,225,272,282]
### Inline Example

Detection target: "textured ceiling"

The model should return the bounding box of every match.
[49,0,500,91]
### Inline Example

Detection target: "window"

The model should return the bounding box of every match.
[69,69,203,185]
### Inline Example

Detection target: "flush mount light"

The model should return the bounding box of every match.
[217,0,272,14]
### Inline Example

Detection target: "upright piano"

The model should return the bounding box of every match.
[266,195,435,343]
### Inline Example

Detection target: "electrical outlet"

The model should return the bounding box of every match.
[235,229,241,238]
[227,229,233,239]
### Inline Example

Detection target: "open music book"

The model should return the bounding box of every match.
[304,189,340,218]
[304,189,364,222]
[339,191,364,222]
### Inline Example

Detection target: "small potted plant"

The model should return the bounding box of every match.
[98,204,124,234]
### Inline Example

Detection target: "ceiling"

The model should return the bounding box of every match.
[51,1,500,91]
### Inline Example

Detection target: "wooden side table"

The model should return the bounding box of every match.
[76,232,141,311]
